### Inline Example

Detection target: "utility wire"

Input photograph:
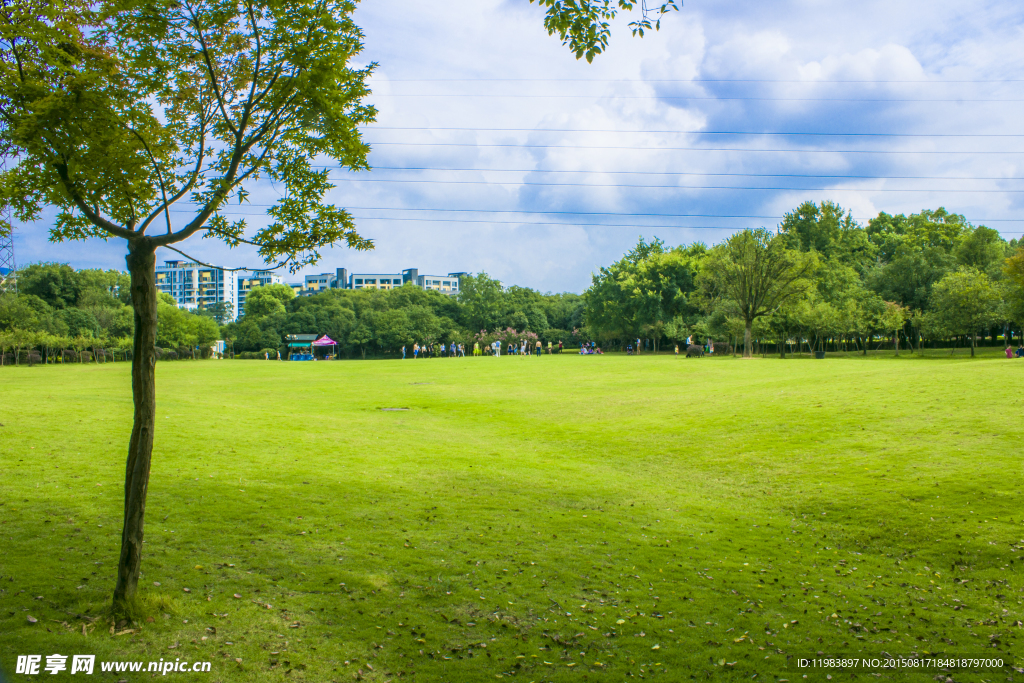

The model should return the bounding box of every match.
[363,141,1023,153]
[364,126,1024,138]
[369,94,1024,102]
[378,78,1024,84]
[167,212,1024,234]
[327,166,1024,181]
[320,177,1024,192]
[172,204,1024,222]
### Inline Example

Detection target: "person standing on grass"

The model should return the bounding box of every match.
[558,340,563,354]
[536,340,542,357]
[1006,346,1014,359]
[402,345,406,359]
[674,344,679,356]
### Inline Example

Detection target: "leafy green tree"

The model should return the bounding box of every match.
[867,208,972,258]
[59,307,101,337]
[15,263,82,308]
[0,293,41,330]
[953,226,1008,276]
[779,200,875,272]
[865,245,954,312]
[698,229,816,358]
[196,301,234,325]
[1,0,380,606]
[349,322,372,360]
[878,301,910,355]
[585,238,702,348]
[232,319,264,353]
[929,268,1000,357]
[244,287,288,320]
[457,273,506,333]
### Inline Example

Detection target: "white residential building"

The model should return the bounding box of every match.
[155,260,236,318]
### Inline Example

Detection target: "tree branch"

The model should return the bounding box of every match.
[53,163,137,240]
[161,243,292,272]
[183,0,238,139]
[126,126,171,235]
[138,99,213,234]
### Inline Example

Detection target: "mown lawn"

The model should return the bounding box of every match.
[0,353,1021,682]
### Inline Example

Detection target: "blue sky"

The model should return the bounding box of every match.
[12,0,1024,292]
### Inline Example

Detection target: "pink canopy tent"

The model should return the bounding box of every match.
[311,335,337,358]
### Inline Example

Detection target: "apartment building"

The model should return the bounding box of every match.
[155,260,236,317]
[285,267,466,296]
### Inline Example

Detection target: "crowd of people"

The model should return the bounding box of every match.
[400,340,570,358]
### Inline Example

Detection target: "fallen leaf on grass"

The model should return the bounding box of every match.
[233,594,242,599]
[26,616,37,624]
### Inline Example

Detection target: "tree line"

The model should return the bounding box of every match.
[585,202,1024,358]
[0,263,219,363]
[3,202,1022,362]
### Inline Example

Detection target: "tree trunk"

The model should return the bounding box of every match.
[894,332,899,356]
[780,330,787,358]
[970,333,975,358]
[743,320,752,358]
[113,241,158,609]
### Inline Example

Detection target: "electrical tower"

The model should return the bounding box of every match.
[0,152,13,293]
[0,229,14,293]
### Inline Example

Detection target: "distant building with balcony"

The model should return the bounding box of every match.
[348,268,466,294]
[286,267,467,296]
[156,260,236,318]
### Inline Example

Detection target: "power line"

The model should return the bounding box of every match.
[322,177,1024,192]
[378,78,1024,84]
[333,166,1024,181]
[363,141,1023,153]
[174,204,1024,222]
[370,94,1024,103]
[365,126,1024,138]
[166,212,1024,234]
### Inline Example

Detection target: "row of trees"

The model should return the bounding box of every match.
[7,202,1021,361]
[0,263,220,357]
[222,278,584,358]
[584,203,1024,358]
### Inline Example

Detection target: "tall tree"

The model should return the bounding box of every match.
[1,0,374,608]
[698,228,816,358]
[928,268,999,357]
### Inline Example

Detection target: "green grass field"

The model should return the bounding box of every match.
[1,353,1022,682]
